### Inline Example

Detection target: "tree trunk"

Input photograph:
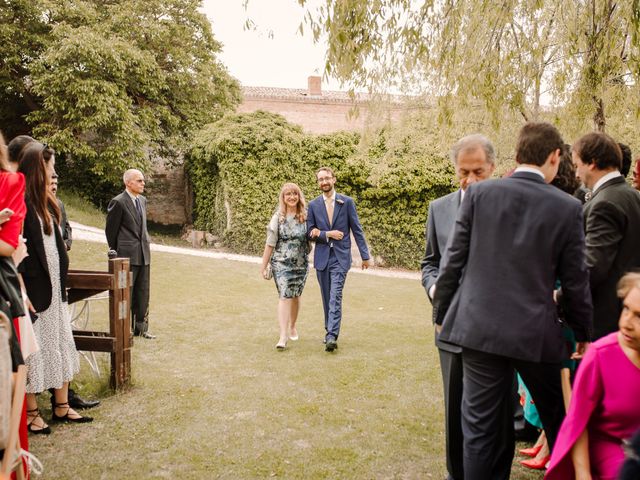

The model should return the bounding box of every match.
[593,96,606,132]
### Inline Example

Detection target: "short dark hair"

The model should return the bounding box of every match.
[316,166,335,178]
[516,122,564,167]
[7,135,35,163]
[619,143,632,177]
[572,132,621,171]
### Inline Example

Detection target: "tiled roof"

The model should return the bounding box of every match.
[242,86,368,103]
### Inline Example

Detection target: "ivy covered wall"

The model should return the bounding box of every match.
[186,111,455,269]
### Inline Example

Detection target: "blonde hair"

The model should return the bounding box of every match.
[278,183,306,223]
[617,272,640,299]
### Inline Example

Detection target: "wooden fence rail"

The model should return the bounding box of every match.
[66,258,132,390]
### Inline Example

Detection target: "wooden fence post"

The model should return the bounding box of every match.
[109,258,131,389]
[68,257,132,390]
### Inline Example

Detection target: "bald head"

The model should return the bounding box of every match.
[123,169,145,196]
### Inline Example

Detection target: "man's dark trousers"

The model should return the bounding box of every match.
[131,264,150,334]
[316,249,347,339]
[461,347,564,480]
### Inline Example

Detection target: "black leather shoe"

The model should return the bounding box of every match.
[140,332,156,339]
[325,337,337,352]
[69,389,100,409]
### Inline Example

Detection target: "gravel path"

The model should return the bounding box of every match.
[71,221,421,280]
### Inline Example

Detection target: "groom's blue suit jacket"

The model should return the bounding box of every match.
[307,193,370,272]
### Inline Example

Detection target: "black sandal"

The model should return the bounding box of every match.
[51,402,93,423]
[27,407,51,434]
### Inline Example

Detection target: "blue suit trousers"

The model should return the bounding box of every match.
[316,250,347,340]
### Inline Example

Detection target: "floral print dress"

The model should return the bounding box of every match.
[268,214,309,298]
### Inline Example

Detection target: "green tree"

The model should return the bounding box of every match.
[296,0,640,131]
[0,0,50,138]
[0,0,240,195]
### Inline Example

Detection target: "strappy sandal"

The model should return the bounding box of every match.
[51,402,93,423]
[27,407,51,435]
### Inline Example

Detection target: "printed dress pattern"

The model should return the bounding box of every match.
[271,215,309,298]
[26,220,79,393]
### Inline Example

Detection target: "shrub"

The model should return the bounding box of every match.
[186,111,455,269]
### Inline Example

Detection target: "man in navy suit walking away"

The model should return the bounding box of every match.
[308,167,371,352]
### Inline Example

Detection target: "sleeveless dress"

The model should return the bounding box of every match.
[25,219,79,393]
[269,214,309,298]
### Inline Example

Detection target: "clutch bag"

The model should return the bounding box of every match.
[265,264,273,280]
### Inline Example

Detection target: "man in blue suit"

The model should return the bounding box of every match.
[308,167,371,352]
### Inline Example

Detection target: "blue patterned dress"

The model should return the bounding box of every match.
[268,214,309,298]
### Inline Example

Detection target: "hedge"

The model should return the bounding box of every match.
[186,111,455,269]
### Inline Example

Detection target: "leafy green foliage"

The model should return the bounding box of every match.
[0,0,240,200]
[294,0,640,131]
[187,111,455,269]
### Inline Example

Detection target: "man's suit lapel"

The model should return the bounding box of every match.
[123,192,141,229]
[332,194,344,226]
[590,176,625,201]
[447,190,461,215]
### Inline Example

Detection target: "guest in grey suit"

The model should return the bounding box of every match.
[433,122,593,480]
[105,169,154,339]
[420,134,496,480]
[572,132,640,339]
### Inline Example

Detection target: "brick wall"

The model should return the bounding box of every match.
[145,158,188,225]
[237,97,367,134]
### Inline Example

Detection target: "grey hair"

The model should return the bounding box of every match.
[123,168,143,184]
[450,134,496,165]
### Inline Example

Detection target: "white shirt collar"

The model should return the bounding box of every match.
[323,190,336,204]
[592,170,622,194]
[514,166,545,179]
[125,189,139,201]
[460,188,465,203]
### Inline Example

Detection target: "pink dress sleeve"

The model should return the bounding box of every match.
[545,343,603,479]
[0,172,26,248]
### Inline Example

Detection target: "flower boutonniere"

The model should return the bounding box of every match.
[336,198,345,205]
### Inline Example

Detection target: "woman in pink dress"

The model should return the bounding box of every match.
[545,272,640,480]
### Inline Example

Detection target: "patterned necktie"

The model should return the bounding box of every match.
[325,197,334,226]
[134,197,143,219]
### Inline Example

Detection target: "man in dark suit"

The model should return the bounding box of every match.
[105,169,154,339]
[421,134,496,480]
[572,132,640,339]
[308,166,370,352]
[433,122,593,479]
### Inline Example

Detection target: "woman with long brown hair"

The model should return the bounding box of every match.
[18,143,91,434]
[260,183,310,350]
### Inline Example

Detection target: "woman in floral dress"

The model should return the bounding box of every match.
[261,183,309,350]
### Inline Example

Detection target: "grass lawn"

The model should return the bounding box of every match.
[25,240,544,479]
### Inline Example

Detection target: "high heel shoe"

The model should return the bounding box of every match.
[51,402,93,423]
[26,408,51,435]
[276,341,287,351]
[519,444,543,457]
[520,455,551,470]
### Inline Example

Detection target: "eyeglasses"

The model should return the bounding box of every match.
[317,176,333,183]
